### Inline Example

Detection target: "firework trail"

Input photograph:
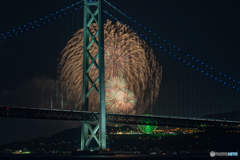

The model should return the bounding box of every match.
[58,20,162,114]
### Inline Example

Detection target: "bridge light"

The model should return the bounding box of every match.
[7,108,9,110]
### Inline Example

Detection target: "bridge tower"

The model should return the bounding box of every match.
[81,0,106,151]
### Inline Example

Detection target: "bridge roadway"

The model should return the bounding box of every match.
[1,106,240,130]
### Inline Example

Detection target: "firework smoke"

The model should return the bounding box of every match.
[58,20,162,114]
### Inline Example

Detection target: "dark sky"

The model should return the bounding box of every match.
[1,0,240,145]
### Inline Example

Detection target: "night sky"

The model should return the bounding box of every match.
[1,0,240,145]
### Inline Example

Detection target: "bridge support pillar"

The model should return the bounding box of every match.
[81,122,89,150]
[81,122,100,150]
[81,0,106,151]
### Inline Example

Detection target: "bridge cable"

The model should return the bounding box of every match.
[103,10,240,93]
[0,1,84,42]
[104,0,240,87]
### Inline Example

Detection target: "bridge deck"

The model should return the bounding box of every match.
[0,106,240,129]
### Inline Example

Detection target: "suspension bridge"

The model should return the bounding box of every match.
[1,0,240,152]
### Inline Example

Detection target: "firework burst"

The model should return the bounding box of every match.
[119,90,137,113]
[58,20,162,114]
[105,76,128,94]
[105,76,136,114]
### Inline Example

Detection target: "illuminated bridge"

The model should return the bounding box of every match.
[1,106,240,130]
[1,0,240,151]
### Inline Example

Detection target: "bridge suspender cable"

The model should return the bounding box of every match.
[103,9,240,93]
[103,0,240,88]
[2,0,240,93]
[0,1,84,41]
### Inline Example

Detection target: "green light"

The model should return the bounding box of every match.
[138,124,157,133]
[137,114,157,133]
[22,151,30,154]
